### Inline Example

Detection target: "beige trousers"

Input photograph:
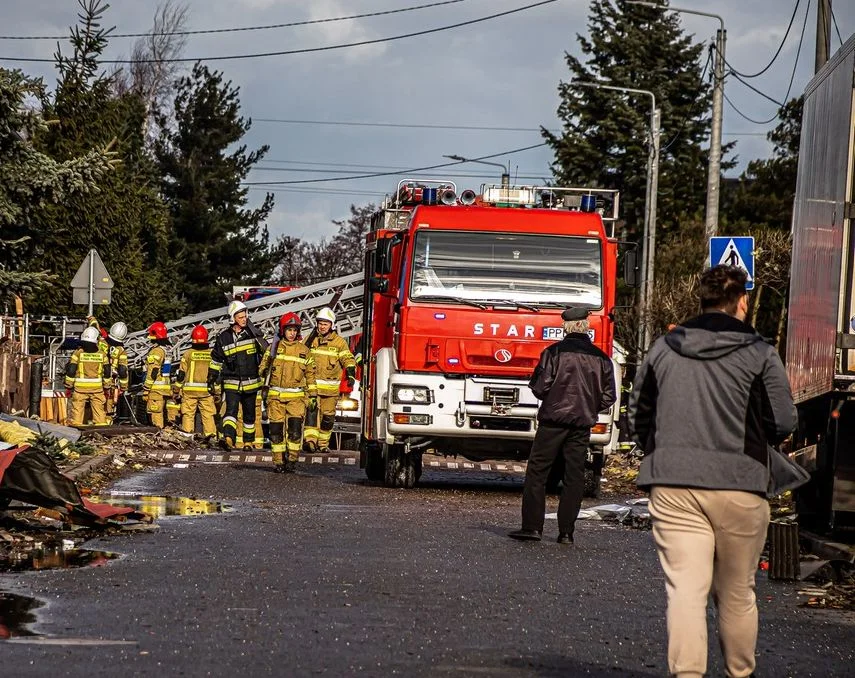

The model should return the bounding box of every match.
[649,486,770,678]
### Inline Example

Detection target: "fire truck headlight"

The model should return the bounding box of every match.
[337,397,359,411]
[392,385,432,404]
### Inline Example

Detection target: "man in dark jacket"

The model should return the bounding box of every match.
[628,265,797,678]
[509,307,616,544]
[209,300,268,450]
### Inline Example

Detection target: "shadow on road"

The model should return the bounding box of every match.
[504,654,658,677]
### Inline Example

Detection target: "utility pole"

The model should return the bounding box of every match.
[707,28,725,239]
[643,107,661,352]
[568,81,660,354]
[815,0,832,73]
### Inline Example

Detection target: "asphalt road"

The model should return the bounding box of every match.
[2,459,855,677]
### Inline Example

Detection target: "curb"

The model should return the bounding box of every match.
[800,530,855,563]
[62,452,121,482]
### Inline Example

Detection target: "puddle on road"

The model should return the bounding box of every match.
[93,494,232,518]
[0,592,42,638]
[0,548,119,574]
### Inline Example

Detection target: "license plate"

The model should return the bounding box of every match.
[542,327,596,341]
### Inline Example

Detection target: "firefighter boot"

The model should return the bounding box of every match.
[317,414,336,453]
[269,422,286,473]
[286,417,303,473]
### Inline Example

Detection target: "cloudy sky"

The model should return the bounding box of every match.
[3,0,853,242]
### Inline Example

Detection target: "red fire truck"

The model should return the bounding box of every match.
[359,180,636,488]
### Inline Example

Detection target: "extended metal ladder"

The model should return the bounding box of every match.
[123,272,365,365]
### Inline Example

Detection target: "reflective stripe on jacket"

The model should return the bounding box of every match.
[259,339,317,399]
[210,327,264,392]
[144,345,173,394]
[65,348,109,393]
[307,331,354,396]
[177,348,213,394]
[105,344,129,390]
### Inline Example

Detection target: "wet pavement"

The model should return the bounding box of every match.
[2,458,855,676]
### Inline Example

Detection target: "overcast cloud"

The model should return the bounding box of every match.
[3,0,852,242]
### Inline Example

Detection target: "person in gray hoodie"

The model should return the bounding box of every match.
[629,265,797,678]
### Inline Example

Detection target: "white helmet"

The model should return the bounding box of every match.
[108,321,128,342]
[316,307,336,325]
[228,300,248,323]
[81,327,100,344]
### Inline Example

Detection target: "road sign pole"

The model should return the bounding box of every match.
[87,249,95,317]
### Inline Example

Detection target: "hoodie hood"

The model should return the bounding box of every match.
[664,312,762,360]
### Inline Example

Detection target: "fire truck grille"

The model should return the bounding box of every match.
[469,416,531,432]
[483,387,519,404]
[468,356,538,369]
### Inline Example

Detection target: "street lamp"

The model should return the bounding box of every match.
[443,154,511,187]
[568,80,660,353]
[627,1,725,239]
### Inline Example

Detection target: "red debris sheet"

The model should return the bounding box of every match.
[0,445,148,525]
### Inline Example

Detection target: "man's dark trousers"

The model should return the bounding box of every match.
[522,423,589,536]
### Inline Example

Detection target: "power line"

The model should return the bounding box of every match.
[0,0,468,40]
[255,118,548,132]
[830,4,844,47]
[660,45,713,154]
[252,118,768,136]
[727,0,801,78]
[0,0,558,64]
[242,142,548,186]
[720,0,810,126]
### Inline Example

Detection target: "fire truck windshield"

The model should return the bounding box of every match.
[409,230,602,308]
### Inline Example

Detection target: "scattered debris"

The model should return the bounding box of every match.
[0,446,149,525]
[601,451,644,497]
[798,559,855,610]
[547,497,651,529]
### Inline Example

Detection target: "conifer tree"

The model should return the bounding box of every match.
[0,66,114,306]
[155,63,275,312]
[545,0,733,239]
[30,0,183,328]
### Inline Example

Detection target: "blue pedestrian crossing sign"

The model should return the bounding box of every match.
[709,236,754,290]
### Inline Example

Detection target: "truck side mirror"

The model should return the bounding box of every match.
[375,239,393,275]
[368,277,389,293]
[623,248,640,288]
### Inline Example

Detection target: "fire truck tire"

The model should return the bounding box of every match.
[383,444,417,488]
[365,444,385,482]
[584,469,601,499]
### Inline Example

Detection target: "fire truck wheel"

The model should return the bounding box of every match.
[365,444,385,482]
[383,444,417,489]
[584,469,601,499]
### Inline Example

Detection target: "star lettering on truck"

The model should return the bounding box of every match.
[473,323,536,338]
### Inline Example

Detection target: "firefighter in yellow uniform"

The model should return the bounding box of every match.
[143,321,173,428]
[103,321,129,421]
[65,327,111,426]
[304,307,355,453]
[259,312,316,473]
[175,325,217,443]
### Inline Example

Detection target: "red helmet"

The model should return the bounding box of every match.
[190,325,209,344]
[279,312,302,337]
[99,327,108,339]
[147,321,168,340]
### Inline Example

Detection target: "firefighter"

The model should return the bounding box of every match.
[259,312,316,473]
[143,321,173,428]
[304,307,355,453]
[65,327,111,427]
[104,321,129,421]
[175,325,217,444]
[208,300,265,450]
[86,316,109,355]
